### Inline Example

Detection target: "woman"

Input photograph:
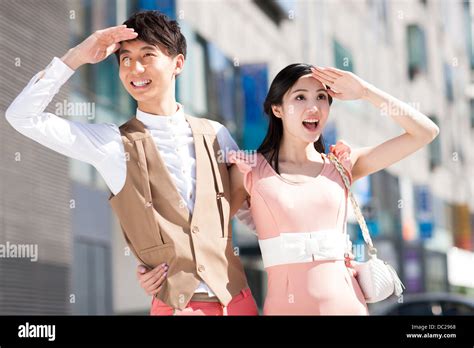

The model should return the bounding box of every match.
[227,63,439,315]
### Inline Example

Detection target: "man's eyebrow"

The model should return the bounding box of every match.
[291,88,327,94]
[140,45,158,51]
[119,45,157,56]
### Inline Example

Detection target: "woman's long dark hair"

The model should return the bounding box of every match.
[258,63,333,174]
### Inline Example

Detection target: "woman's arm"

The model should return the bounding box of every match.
[312,66,439,182]
[229,164,249,218]
[350,83,439,182]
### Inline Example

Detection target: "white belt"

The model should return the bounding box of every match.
[258,230,351,268]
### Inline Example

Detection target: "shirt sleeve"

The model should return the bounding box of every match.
[5,57,123,167]
[209,120,257,234]
[208,120,238,166]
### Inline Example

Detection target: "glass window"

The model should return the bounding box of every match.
[240,63,269,150]
[370,0,390,44]
[253,0,289,25]
[177,24,208,116]
[428,116,442,169]
[407,25,428,80]
[333,39,354,72]
[206,42,243,138]
[463,1,474,70]
[138,0,176,18]
[443,62,454,102]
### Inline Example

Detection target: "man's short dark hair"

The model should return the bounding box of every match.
[115,10,187,62]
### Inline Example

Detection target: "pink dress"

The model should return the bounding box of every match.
[230,150,368,315]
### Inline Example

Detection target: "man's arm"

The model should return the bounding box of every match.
[5,57,121,166]
[5,26,138,194]
[210,121,257,234]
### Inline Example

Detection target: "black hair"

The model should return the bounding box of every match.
[115,10,187,63]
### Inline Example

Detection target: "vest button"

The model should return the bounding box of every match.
[198,265,205,272]
[192,226,199,234]
[145,201,153,208]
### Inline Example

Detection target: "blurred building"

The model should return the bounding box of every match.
[0,0,73,314]
[0,0,473,315]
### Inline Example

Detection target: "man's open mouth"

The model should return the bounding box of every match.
[302,119,320,131]
[130,79,152,88]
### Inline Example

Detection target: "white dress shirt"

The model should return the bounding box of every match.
[5,57,256,296]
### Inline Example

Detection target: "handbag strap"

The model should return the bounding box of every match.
[327,152,377,256]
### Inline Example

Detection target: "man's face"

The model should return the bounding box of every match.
[118,39,183,103]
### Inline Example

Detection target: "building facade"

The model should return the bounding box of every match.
[1,0,472,315]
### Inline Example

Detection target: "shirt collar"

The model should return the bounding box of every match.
[136,103,186,129]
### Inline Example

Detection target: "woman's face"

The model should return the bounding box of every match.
[273,74,330,145]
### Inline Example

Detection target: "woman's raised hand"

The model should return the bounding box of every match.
[311,66,370,101]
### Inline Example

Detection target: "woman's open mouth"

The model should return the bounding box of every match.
[302,119,320,132]
[130,79,152,89]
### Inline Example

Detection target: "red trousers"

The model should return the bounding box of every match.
[150,287,258,315]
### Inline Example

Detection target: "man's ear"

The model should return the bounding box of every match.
[271,105,283,118]
[174,54,185,76]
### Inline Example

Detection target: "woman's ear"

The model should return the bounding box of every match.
[271,105,283,118]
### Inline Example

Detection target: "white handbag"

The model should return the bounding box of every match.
[328,153,405,303]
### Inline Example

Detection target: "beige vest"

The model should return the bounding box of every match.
[109,115,248,310]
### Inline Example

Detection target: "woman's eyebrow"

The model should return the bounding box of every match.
[291,88,327,94]
[291,88,308,94]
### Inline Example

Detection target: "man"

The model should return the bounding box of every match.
[6,10,258,315]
